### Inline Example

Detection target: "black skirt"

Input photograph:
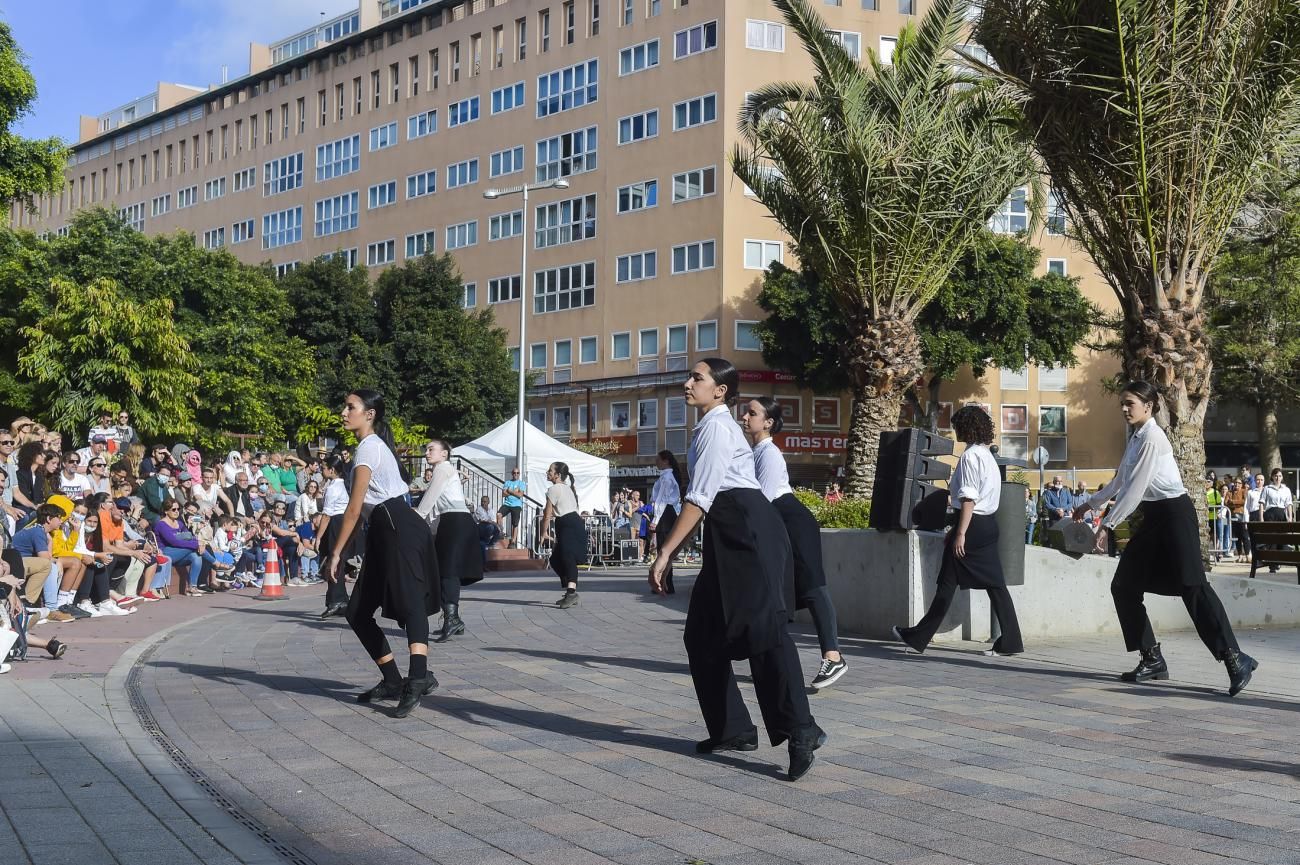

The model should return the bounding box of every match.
[685,488,793,661]
[655,505,677,553]
[1114,494,1209,595]
[551,512,587,583]
[318,512,357,562]
[346,496,440,629]
[942,512,1005,590]
[435,511,484,587]
[772,493,826,607]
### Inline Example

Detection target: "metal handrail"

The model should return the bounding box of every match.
[452,454,544,556]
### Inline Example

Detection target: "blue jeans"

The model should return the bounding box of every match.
[163,546,204,587]
[151,558,172,590]
[1025,520,1037,544]
[1216,518,1232,554]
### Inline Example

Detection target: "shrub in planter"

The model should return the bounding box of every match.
[792,488,872,529]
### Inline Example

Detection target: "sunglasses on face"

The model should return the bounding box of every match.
[90,462,106,468]
[0,440,12,446]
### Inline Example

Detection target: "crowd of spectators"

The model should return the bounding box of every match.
[0,414,351,673]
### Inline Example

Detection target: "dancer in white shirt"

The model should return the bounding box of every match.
[893,406,1024,657]
[1073,380,1256,696]
[650,358,824,782]
[416,439,483,641]
[648,449,683,594]
[741,398,847,690]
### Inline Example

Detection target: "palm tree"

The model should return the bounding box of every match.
[975,0,1300,499]
[731,0,1035,498]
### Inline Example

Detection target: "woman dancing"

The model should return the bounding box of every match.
[540,462,587,608]
[317,454,354,619]
[648,450,683,594]
[416,439,483,641]
[892,405,1024,658]
[327,390,440,717]
[1073,380,1256,696]
[650,359,825,782]
[741,398,847,690]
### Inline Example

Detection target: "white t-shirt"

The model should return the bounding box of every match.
[353,434,410,506]
[951,443,1001,515]
[58,471,93,501]
[322,477,348,516]
[415,461,470,519]
[192,482,223,511]
[546,483,579,517]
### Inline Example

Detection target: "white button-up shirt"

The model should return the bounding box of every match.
[1088,418,1186,528]
[415,461,470,520]
[752,438,794,503]
[1260,483,1294,511]
[650,468,681,520]
[951,443,1000,515]
[685,404,760,513]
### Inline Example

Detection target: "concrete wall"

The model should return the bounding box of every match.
[807,528,1300,646]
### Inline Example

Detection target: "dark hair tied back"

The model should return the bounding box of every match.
[1120,379,1160,411]
[700,357,740,406]
[349,389,411,483]
[550,461,576,492]
[755,396,784,434]
[657,449,685,490]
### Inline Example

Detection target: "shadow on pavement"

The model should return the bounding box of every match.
[482,645,690,676]
[147,659,359,700]
[1164,752,1300,776]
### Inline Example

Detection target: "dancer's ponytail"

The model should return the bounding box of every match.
[349,389,411,483]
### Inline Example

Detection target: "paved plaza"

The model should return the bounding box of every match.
[4,567,1300,865]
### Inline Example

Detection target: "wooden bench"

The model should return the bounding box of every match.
[1244,521,1300,583]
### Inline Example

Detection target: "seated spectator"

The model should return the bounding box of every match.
[154,500,206,596]
[224,471,256,525]
[75,434,110,470]
[84,454,110,496]
[57,452,92,501]
[42,430,62,454]
[2,579,69,666]
[192,467,233,518]
[824,482,844,503]
[1041,475,1072,524]
[13,442,48,515]
[411,466,434,495]
[275,451,304,507]
[141,464,174,523]
[183,448,203,484]
[40,452,62,501]
[75,501,143,615]
[251,476,270,514]
[266,501,305,584]
[115,411,137,450]
[12,503,62,615]
[137,444,174,481]
[296,456,323,497]
[222,450,245,486]
[87,412,118,453]
[295,480,320,525]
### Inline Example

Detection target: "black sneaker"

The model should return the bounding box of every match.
[810,657,848,690]
[60,603,92,620]
[696,727,759,754]
[356,679,403,703]
[556,591,579,609]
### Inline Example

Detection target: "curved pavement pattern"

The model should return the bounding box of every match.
[131,570,1300,865]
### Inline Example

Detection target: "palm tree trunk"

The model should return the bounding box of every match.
[1257,400,1282,475]
[844,386,905,498]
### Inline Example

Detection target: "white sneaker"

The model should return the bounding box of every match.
[0,662,10,674]
[99,601,132,616]
[78,600,106,618]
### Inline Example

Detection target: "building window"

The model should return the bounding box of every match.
[489,210,524,241]
[315,191,359,236]
[744,239,783,269]
[619,39,660,75]
[536,126,598,181]
[1047,192,1067,235]
[534,261,597,313]
[639,328,659,357]
[667,324,687,355]
[617,179,657,213]
[530,343,548,369]
[989,186,1028,234]
[366,239,396,266]
[490,146,525,178]
[316,135,360,181]
[263,152,304,195]
[463,282,477,308]
[671,239,715,273]
[696,319,718,350]
[827,30,862,60]
[233,167,257,192]
[405,230,436,258]
[275,261,299,277]
[535,194,597,249]
[516,17,528,60]
[176,186,198,208]
[231,219,255,244]
[618,109,659,144]
[579,335,598,363]
[490,274,522,303]
[555,339,573,367]
[1047,258,1067,276]
[368,180,398,209]
[1038,364,1068,392]
[563,0,576,43]
[202,227,225,249]
[611,333,631,361]
[673,94,717,130]
[745,20,785,52]
[449,96,481,128]
[879,36,897,64]
[536,59,599,118]
[735,320,762,351]
[406,169,437,199]
[529,408,546,430]
[446,220,479,250]
[554,407,572,435]
[1000,367,1029,390]
[150,194,171,217]
[491,82,527,114]
[539,8,551,53]
[616,250,656,283]
[674,20,717,59]
[262,206,303,250]
[408,109,437,140]
[447,159,480,189]
[672,166,715,202]
[204,177,226,201]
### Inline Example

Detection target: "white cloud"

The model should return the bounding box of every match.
[164,0,357,87]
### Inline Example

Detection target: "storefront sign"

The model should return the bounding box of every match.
[610,466,661,478]
[776,432,847,454]
[739,369,799,384]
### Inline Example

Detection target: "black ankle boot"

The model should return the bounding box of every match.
[356,678,403,703]
[393,675,439,718]
[1120,644,1169,683]
[787,723,828,782]
[434,604,466,643]
[1224,649,1258,697]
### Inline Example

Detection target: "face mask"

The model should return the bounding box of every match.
[71,513,85,523]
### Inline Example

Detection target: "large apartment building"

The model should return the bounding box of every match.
[14,0,1129,488]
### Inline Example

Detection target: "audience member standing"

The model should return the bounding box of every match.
[1259,468,1295,574]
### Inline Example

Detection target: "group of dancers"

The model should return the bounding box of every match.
[321,371,1258,780]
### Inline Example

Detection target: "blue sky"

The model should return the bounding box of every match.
[6,0,356,143]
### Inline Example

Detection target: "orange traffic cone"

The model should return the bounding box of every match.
[257,538,285,599]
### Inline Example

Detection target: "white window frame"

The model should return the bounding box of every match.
[611,332,631,361]
[579,335,598,364]
[743,239,783,270]
[745,20,785,52]
[673,20,718,59]
[368,121,398,151]
[405,230,436,258]
[407,109,438,140]
[367,180,398,209]
[446,220,479,250]
[735,320,762,352]
[673,93,717,131]
[671,239,716,274]
[533,261,597,314]
[615,249,657,283]
[617,179,657,213]
[619,38,660,76]
[617,109,659,145]
[490,145,525,178]
[365,239,396,266]
[406,169,437,200]
[489,210,524,241]
[672,166,715,202]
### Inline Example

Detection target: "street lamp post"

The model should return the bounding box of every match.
[483,178,569,482]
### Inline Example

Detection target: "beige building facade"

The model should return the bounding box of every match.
[15,0,1126,491]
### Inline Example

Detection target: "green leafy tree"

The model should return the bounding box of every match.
[976,0,1300,504]
[18,276,199,437]
[1208,167,1300,474]
[754,231,1094,427]
[280,255,394,408]
[731,0,1037,497]
[0,22,67,216]
[373,253,516,441]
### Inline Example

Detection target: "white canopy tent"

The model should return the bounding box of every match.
[452,416,611,513]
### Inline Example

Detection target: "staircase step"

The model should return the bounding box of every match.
[486,547,548,571]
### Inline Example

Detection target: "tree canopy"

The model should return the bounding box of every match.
[0,21,66,217]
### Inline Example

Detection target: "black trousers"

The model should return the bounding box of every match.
[320,513,349,608]
[684,562,812,747]
[908,563,1024,654]
[801,586,839,654]
[1111,578,1239,659]
[655,506,677,594]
